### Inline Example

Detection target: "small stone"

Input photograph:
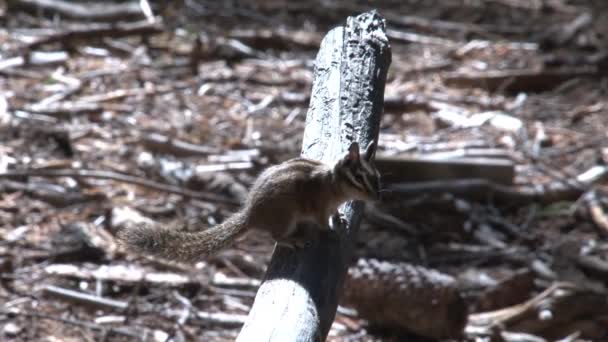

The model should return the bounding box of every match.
[3,322,22,337]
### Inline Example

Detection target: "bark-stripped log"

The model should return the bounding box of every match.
[238,11,391,341]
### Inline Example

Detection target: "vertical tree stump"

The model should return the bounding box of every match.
[237,11,391,341]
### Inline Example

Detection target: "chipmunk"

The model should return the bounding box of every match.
[117,141,380,262]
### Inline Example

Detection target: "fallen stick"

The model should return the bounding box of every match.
[389,165,605,205]
[44,263,196,287]
[21,20,163,51]
[43,285,128,311]
[443,67,597,92]
[140,132,220,156]
[0,168,237,205]
[195,310,247,327]
[22,102,103,116]
[0,179,106,207]
[0,51,68,71]
[377,155,515,185]
[384,178,582,204]
[0,309,142,338]
[228,28,322,50]
[387,28,458,46]
[13,0,146,21]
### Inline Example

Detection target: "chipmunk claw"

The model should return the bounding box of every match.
[331,212,348,234]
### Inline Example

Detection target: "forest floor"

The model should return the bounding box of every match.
[1,0,608,341]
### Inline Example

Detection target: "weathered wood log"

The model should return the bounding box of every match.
[376,155,515,185]
[238,11,390,341]
[384,165,608,205]
[443,67,597,93]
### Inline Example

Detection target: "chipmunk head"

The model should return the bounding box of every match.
[334,141,380,201]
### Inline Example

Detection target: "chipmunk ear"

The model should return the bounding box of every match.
[347,142,360,162]
[363,140,376,161]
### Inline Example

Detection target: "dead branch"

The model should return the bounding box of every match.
[385,179,574,204]
[384,164,608,204]
[229,28,322,50]
[0,309,142,338]
[20,102,103,116]
[21,20,163,51]
[42,285,128,311]
[387,29,458,46]
[383,12,513,37]
[195,311,247,327]
[0,179,106,207]
[0,51,68,72]
[12,0,146,21]
[238,11,390,341]
[76,83,191,103]
[44,263,196,287]
[343,258,467,339]
[36,70,83,105]
[140,132,220,157]
[281,92,506,113]
[376,155,515,185]
[0,168,238,205]
[443,67,597,92]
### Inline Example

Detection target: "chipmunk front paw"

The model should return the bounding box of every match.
[331,212,347,234]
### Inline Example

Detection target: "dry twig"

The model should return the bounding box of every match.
[0,168,237,205]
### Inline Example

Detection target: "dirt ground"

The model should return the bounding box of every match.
[1,0,608,341]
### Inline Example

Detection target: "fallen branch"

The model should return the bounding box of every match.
[42,285,128,311]
[384,12,517,37]
[385,164,608,204]
[21,20,163,51]
[0,179,106,207]
[0,168,238,205]
[376,155,515,185]
[0,51,68,72]
[140,132,220,156]
[13,0,147,21]
[44,263,196,287]
[164,309,247,328]
[443,67,597,92]
[21,102,103,116]
[0,309,142,338]
[385,179,582,204]
[387,29,457,46]
[229,28,322,50]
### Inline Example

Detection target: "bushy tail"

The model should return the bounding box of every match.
[117,212,248,262]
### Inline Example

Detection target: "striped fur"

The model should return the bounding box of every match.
[334,141,380,200]
[117,141,380,263]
